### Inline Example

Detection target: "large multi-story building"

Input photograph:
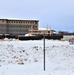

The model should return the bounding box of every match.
[0,19,38,35]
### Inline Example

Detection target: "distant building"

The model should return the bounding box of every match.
[0,19,38,35]
[0,18,55,36]
[29,29,54,35]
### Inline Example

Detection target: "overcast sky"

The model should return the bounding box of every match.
[0,0,74,32]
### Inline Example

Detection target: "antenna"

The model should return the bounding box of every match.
[47,24,48,30]
[50,25,51,35]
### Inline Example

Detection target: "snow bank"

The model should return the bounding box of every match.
[0,40,74,75]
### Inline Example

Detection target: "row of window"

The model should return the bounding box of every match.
[6,21,37,24]
[8,25,31,28]
[8,29,28,32]
[30,31,50,33]
[0,25,31,28]
[0,29,28,32]
[0,25,37,29]
[1,20,36,23]
[33,26,37,28]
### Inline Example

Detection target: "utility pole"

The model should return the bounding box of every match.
[47,24,48,30]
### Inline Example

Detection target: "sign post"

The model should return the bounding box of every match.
[43,34,45,71]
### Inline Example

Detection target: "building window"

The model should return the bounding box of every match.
[19,21,20,23]
[35,21,37,24]
[48,31,50,33]
[28,21,29,23]
[2,20,4,22]
[26,21,27,23]
[33,26,35,28]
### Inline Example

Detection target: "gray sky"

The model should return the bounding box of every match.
[0,0,74,32]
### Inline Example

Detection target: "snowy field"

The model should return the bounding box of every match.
[0,39,74,75]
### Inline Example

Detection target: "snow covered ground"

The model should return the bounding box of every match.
[0,39,74,75]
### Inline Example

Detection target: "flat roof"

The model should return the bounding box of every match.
[0,18,39,21]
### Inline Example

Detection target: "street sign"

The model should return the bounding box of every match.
[69,39,74,45]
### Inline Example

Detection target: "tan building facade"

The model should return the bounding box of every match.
[29,30,54,35]
[0,19,38,35]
